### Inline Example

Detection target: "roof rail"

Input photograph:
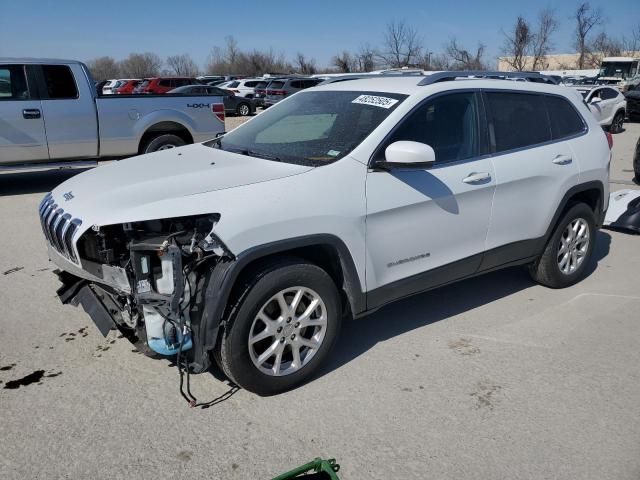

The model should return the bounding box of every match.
[417,71,557,86]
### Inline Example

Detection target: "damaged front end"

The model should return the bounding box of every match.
[48,207,235,374]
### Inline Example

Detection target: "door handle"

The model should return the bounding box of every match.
[463,172,491,184]
[552,154,572,165]
[22,109,41,119]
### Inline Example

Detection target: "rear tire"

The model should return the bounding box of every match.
[236,103,251,116]
[610,111,624,134]
[529,203,596,288]
[214,259,341,395]
[143,134,186,154]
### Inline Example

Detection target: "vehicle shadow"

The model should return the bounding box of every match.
[317,230,611,380]
[0,168,92,197]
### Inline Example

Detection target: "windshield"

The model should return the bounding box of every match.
[599,61,638,79]
[206,90,407,165]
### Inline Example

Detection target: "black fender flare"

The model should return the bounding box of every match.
[537,180,605,252]
[199,234,365,353]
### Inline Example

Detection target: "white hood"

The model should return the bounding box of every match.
[50,143,313,228]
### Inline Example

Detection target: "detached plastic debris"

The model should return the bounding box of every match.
[271,458,341,480]
[603,189,640,234]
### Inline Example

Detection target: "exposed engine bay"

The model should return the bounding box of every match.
[53,213,234,404]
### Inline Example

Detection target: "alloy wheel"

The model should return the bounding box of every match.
[557,218,590,275]
[248,287,327,376]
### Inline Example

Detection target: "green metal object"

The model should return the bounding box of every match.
[271,458,341,480]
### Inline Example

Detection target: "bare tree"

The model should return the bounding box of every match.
[501,16,533,71]
[294,52,317,75]
[119,53,163,78]
[166,53,200,76]
[356,44,377,72]
[621,23,640,53]
[429,53,450,70]
[332,51,355,73]
[531,9,558,70]
[446,38,486,70]
[86,56,120,81]
[573,2,604,69]
[380,20,422,68]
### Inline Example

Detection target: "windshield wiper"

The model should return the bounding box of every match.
[244,150,282,162]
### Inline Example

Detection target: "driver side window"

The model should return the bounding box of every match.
[384,92,480,163]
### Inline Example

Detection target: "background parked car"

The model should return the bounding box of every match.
[625,89,640,121]
[138,77,197,94]
[218,78,265,98]
[264,77,323,107]
[102,79,120,95]
[168,84,256,116]
[114,79,141,94]
[577,86,627,133]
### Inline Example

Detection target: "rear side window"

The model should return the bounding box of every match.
[486,92,550,153]
[0,65,29,100]
[600,88,618,100]
[244,81,259,87]
[255,82,267,89]
[386,92,480,163]
[545,96,586,140]
[269,81,285,90]
[41,65,78,99]
[289,80,303,89]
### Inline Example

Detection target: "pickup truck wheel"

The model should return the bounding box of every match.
[529,203,595,288]
[143,134,186,154]
[236,103,251,116]
[610,111,625,134]
[214,259,341,395]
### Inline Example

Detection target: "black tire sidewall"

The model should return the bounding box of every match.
[612,112,624,133]
[544,203,596,287]
[237,103,250,116]
[221,263,341,395]
[144,134,185,153]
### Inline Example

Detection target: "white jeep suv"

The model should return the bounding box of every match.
[42,73,611,396]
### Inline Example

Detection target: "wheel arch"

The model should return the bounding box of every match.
[137,120,194,154]
[543,181,605,247]
[201,234,365,352]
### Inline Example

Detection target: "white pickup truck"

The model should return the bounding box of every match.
[0,58,225,171]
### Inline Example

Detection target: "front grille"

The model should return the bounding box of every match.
[38,193,82,263]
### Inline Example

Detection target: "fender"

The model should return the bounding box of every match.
[134,110,196,146]
[200,234,365,353]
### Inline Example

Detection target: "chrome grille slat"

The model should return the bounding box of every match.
[38,194,82,263]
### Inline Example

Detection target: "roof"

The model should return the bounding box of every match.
[602,57,640,62]
[314,74,569,97]
[0,57,82,65]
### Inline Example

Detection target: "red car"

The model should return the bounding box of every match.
[138,77,197,94]
[114,79,141,94]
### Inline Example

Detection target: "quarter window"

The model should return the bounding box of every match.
[600,88,618,100]
[545,96,586,139]
[385,92,480,163]
[0,65,29,100]
[486,92,551,153]
[41,65,78,99]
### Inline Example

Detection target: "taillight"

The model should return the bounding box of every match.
[211,103,225,123]
[605,131,613,150]
[267,89,287,96]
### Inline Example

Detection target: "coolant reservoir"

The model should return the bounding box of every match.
[155,256,175,294]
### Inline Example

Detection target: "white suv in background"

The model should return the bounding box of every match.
[43,73,611,396]
[220,78,265,98]
[577,86,627,133]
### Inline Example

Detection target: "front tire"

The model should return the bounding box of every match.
[215,259,341,395]
[529,203,596,288]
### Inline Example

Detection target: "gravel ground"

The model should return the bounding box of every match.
[0,122,639,479]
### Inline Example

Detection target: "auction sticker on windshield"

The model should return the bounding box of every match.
[352,95,399,109]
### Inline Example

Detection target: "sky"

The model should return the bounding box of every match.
[0,0,637,70]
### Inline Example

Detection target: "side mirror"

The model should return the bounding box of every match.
[590,97,602,104]
[379,141,436,169]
